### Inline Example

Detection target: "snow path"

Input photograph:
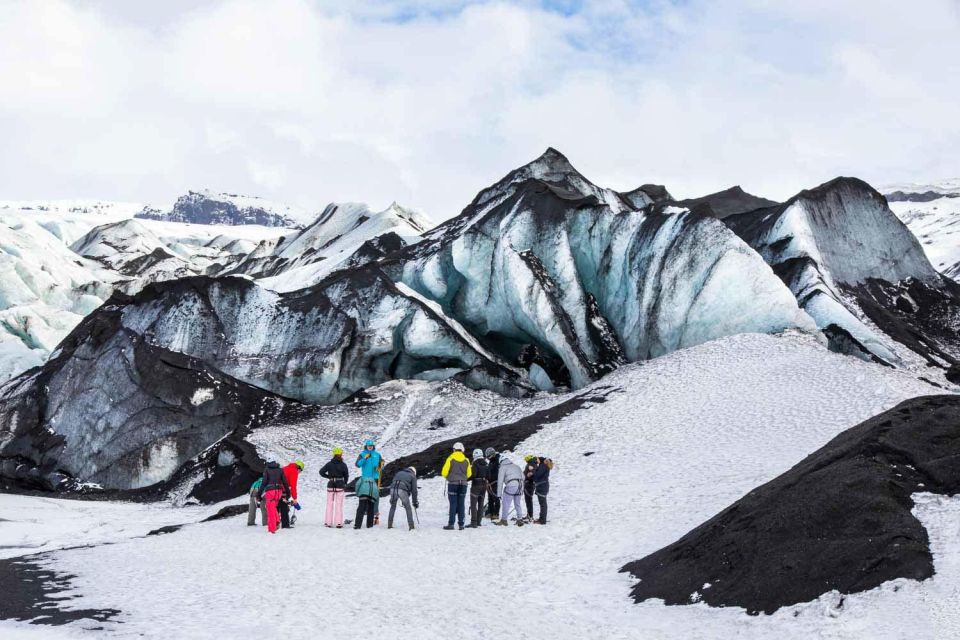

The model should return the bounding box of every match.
[2,332,952,639]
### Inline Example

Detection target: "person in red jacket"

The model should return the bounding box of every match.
[279,460,304,529]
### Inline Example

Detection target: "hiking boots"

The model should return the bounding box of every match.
[443,525,455,530]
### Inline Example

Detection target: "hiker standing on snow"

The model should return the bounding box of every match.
[247,477,267,526]
[523,455,539,522]
[485,447,501,519]
[354,440,382,530]
[532,456,552,525]
[388,466,419,530]
[319,448,349,528]
[278,460,304,529]
[441,442,472,530]
[257,460,291,534]
[496,456,525,526]
[468,449,489,528]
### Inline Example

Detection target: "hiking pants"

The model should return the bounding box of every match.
[487,491,500,518]
[388,488,414,529]
[355,496,375,529]
[325,489,345,527]
[501,490,523,521]
[263,489,282,533]
[524,481,535,519]
[469,485,486,526]
[447,483,468,527]
[279,499,291,528]
[248,487,267,526]
[537,494,548,524]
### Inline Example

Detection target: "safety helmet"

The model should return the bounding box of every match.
[294,460,305,471]
[484,447,496,458]
[408,466,417,476]
[453,442,464,452]
[333,447,343,456]
[524,455,535,462]
[473,448,484,460]
[364,439,375,448]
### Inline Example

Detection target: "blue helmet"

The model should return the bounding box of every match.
[364,439,375,448]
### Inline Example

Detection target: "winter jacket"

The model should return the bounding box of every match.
[250,478,262,491]
[390,468,419,506]
[470,458,490,489]
[441,451,472,485]
[319,456,350,490]
[498,461,523,497]
[523,458,538,494]
[487,454,501,496]
[282,463,300,500]
[356,477,379,500]
[257,461,291,499]
[532,458,551,496]
[356,449,383,480]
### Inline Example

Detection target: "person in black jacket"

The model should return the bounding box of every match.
[485,447,500,519]
[532,456,552,525]
[523,455,539,522]
[257,460,291,534]
[468,449,489,528]
[319,447,349,528]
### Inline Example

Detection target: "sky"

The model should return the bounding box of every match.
[0,0,958,220]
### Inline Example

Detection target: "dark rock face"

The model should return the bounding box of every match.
[885,190,959,203]
[136,191,300,227]
[0,303,288,492]
[622,394,960,614]
[678,186,779,219]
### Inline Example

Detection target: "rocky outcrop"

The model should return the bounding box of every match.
[622,394,960,614]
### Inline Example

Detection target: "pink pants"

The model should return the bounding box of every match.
[325,489,345,527]
[264,489,282,533]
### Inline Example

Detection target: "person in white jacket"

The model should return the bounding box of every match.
[496,456,525,526]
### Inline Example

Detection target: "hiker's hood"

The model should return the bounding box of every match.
[447,451,467,463]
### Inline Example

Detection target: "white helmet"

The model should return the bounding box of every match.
[408,466,417,476]
[453,442,464,452]
[473,448,484,460]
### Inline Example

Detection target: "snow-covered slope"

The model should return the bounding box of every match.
[393,148,815,389]
[1,332,949,639]
[884,182,960,279]
[136,190,311,228]
[231,201,433,291]
[725,177,960,369]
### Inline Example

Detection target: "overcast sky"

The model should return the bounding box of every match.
[1,0,958,220]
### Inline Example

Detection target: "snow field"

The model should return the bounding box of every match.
[3,332,951,639]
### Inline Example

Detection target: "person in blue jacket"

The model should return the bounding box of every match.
[354,439,383,529]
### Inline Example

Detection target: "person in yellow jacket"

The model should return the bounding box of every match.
[441,442,472,530]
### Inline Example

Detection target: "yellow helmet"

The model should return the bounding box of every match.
[294,460,305,471]
[333,447,343,456]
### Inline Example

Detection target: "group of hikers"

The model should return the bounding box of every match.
[248,439,552,533]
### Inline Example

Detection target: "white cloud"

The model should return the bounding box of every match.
[0,0,957,219]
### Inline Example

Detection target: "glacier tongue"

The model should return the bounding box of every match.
[724,177,960,370]
[393,151,815,388]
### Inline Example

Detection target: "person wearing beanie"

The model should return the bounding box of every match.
[441,442,472,530]
[468,448,490,528]
[319,447,349,528]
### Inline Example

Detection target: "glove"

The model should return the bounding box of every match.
[414,502,419,509]
[293,502,301,510]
